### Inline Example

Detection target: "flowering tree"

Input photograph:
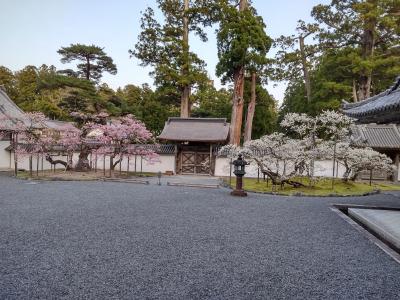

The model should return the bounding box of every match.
[221,133,307,187]
[335,143,393,182]
[43,124,81,170]
[281,110,354,180]
[1,111,157,174]
[70,112,108,171]
[87,114,158,175]
[221,111,392,187]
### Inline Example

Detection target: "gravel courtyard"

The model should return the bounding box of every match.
[1,174,400,299]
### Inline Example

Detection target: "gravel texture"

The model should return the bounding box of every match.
[1,174,400,299]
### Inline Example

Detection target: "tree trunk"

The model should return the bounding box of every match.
[180,0,190,118]
[86,56,90,80]
[244,72,257,142]
[75,147,91,171]
[45,154,72,170]
[229,0,248,145]
[299,35,311,104]
[229,66,245,145]
[357,1,376,101]
[352,79,358,102]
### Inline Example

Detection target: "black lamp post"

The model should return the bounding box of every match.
[231,154,249,197]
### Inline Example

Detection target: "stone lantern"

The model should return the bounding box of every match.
[231,154,249,197]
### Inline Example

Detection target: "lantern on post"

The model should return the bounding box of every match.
[231,154,249,197]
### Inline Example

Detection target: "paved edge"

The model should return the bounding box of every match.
[331,207,400,264]
[348,208,400,250]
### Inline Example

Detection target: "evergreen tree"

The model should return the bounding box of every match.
[131,0,218,117]
[216,0,272,145]
[312,0,400,101]
[58,44,117,83]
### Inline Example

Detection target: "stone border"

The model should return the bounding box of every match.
[167,182,219,189]
[331,205,400,264]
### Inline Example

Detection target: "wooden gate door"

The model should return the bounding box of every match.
[181,151,210,175]
[181,151,196,174]
[195,152,210,175]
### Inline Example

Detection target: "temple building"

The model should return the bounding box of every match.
[158,118,230,175]
[343,76,400,181]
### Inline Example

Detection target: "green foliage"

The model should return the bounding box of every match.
[215,2,272,82]
[191,85,232,119]
[130,0,217,108]
[57,43,117,82]
[242,78,277,138]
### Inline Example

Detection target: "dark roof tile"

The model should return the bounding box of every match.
[158,118,230,143]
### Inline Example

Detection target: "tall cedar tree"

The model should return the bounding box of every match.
[273,21,319,105]
[131,0,218,117]
[216,0,271,145]
[312,0,400,101]
[58,44,117,83]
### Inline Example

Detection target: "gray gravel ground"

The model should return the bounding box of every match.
[1,174,400,299]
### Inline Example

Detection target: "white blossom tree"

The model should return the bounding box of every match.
[221,110,393,187]
[335,143,393,182]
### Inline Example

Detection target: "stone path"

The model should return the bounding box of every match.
[349,208,400,249]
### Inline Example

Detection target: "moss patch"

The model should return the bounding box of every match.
[223,177,400,196]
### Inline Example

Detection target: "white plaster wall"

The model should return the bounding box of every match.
[80,154,174,174]
[90,154,176,174]
[11,153,71,171]
[0,141,11,169]
[11,153,176,173]
[215,157,347,179]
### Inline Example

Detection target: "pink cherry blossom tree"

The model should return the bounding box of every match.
[88,114,158,176]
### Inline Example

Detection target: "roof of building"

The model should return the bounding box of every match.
[6,143,176,154]
[0,88,75,132]
[158,118,230,143]
[0,88,28,130]
[44,119,75,130]
[351,124,400,150]
[342,76,400,123]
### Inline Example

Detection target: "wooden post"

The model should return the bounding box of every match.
[394,153,399,183]
[135,155,137,173]
[369,169,373,186]
[94,153,97,173]
[109,156,113,178]
[332,142,337,189]
[29,155,33,177]
[229,158,232,187]
[209,144,213,176]
[14,133,18,177]
[103,154,106,177]
[36,154,39,177]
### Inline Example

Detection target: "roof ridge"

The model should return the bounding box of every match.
[342,75,400,109]
[167,117,227,124]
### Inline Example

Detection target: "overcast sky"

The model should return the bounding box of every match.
[0,0,329,104]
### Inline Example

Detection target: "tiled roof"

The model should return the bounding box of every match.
[44,120,75,130]
[342,76,400,123]
[0,88,28,130]
[351,124,400,149]
[6,143,176,155]
[158,118,230,143]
